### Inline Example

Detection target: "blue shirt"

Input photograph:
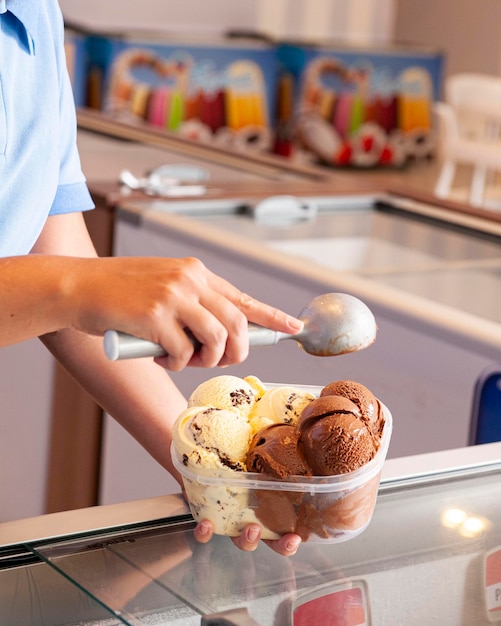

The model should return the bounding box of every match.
[0,0,94,256]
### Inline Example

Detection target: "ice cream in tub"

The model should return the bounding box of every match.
[172,375,392,543]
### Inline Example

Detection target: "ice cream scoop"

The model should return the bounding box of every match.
[246,424,308,478]
[174,405,252,472]
[321,379,385,443]
[296,394,378,475]
[103,292,377,360]
[248,385,315,434]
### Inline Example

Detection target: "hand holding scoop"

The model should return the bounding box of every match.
[103,293,377,361]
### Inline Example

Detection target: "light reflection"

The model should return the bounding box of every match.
[441,508,467,528]
[459,516,488,538]
[441,507,490,538]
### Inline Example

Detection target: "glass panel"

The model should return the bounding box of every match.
[0,559,121,626]
[181,200,501,323]
[34,522,297,625]
[372,263,501,324]
[34,467,501,625]
[188,204,501,270]
[34,524,202,626]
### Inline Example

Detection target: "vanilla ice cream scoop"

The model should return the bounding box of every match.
[249,386,315,435]
[173,405,252,471]
[188,375,261,419]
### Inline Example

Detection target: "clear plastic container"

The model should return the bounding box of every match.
[172,393,392,543]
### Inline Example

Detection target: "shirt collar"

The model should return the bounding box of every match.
[2,0,40,54]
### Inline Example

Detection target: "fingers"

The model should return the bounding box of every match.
[232,528,301,556]
[194,520,302,556]
[194,520,262,552]
[144,258,246,369]
[150,262,256,368]
[263,533,301,557]
[193,520,214,544]
[185,266,304,366]
[238,294,304,336]
[156,313,230,371]
[231,524,262,552]
[155,299,248,370]
[206,271,304,336]
[183,288,249,368]
[81,255,302,371]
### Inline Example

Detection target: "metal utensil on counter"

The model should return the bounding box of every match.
[119,164,208,197]
[251,195,317,224]
[103,293,377,361]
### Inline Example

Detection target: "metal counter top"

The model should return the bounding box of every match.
[116,191,501,358]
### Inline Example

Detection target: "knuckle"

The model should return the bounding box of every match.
[238,291,254,310]
[199,352,220,369]
[182,256,205,278]
[163,343,193,372]
[268,306,281,323]
[233,312,248,334]
[166,357,186,372]
[142,298,166,328]
[212,323,229,345]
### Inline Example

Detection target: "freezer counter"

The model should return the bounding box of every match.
[2,442,501,625]
[98,190,501,506]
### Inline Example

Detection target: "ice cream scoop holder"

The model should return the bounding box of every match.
[103,293,377,361]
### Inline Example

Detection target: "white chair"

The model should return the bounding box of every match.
[434,73,501,208]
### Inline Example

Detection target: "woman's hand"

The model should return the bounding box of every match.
[66,255,303,371]
[193,519,302,556]
[18,213,302,370]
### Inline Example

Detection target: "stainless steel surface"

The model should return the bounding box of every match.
[103,293,377,360]
[293,292,377,356]
[119,192,501,354]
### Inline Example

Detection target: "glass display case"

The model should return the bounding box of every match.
[2,443,501,625]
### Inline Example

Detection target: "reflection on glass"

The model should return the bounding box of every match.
[441,507,490,538]
[441,507,468,528]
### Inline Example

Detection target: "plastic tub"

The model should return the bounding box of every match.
[172,388,392,543]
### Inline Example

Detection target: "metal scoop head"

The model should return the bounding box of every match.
[294,292,377,356]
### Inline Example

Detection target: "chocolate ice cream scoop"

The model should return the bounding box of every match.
[297,395,361,432]
[297,396,375,475]
[246,424,308,478]
[300,413,375,475]
[321,380,385,442]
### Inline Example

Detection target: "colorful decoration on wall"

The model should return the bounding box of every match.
[105,48,271,154]
[294,56,436,167]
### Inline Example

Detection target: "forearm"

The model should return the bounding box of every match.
[0,255,75,345]
[41,327,187,484]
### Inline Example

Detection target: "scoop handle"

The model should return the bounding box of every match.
[103,325,289,361]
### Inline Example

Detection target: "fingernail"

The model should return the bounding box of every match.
[287,317,304,333]
[198,520,211,536]
[286,538,301,553]
[246,526,260,543]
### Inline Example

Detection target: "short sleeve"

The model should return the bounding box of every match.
[48,10,94,216]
